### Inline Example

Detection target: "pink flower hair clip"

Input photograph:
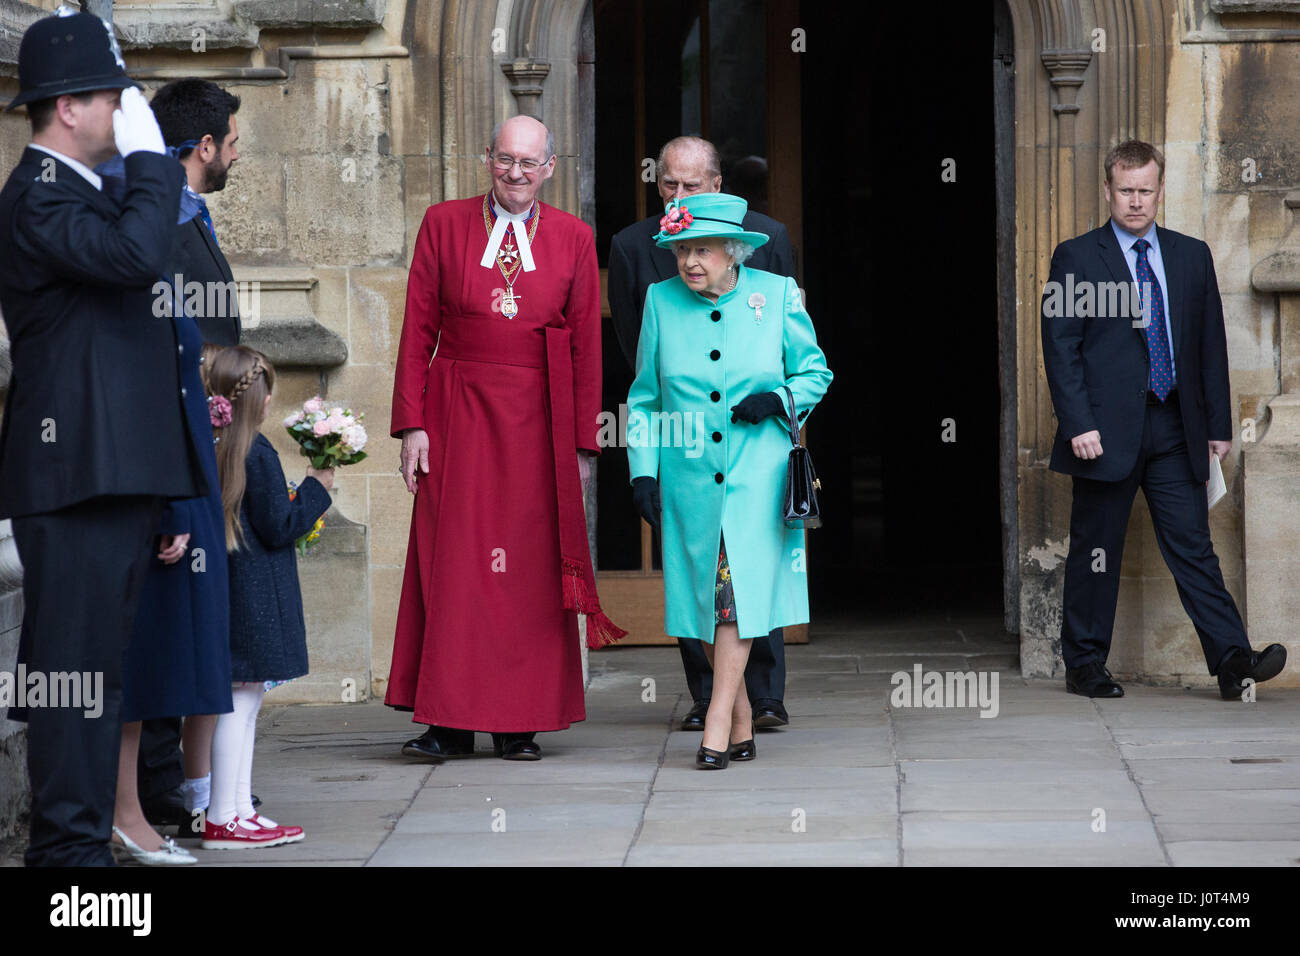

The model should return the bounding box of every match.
[208,394,233,428]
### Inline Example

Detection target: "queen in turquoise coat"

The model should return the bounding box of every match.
[627,193,831,768]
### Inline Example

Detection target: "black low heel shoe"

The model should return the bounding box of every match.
[696,744,730,770]
[728,738,756,761]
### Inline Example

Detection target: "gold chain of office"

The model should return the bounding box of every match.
[482,194,542,285]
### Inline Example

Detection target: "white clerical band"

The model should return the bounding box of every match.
[480,196,537,272]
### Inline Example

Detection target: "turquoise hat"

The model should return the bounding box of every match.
[653,192,770,250]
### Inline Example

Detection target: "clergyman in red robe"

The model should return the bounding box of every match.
[386,114,624,761]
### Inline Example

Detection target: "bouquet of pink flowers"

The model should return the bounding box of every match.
[282,395,368,469]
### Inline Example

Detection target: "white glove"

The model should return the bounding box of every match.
[112,87,166,157]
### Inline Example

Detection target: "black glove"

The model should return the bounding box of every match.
[631,476,661,530]
[730,391,785,424]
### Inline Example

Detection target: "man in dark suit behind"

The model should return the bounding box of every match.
[0,11,204,865]
[134,78,245,832]
[608,136,796,731]
[151,79,243,347]
[1040,139,1285,701]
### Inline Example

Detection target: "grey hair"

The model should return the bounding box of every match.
[489,119,556,162]
[722,238,755,264]
[656,135,721,182]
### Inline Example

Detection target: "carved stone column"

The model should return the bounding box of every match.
[1242,191,1300,684]
[501,58,551,117]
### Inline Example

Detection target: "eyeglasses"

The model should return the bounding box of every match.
[490,153,549,173]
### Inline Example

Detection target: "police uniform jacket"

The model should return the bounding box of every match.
[0,148,205,518]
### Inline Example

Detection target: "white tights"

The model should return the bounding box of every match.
[209,682,265,826]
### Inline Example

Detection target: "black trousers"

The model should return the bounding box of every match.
[679,627,786,705]
[138,718,185,801]
[1061,396,1249,675]
[11,495,162,867]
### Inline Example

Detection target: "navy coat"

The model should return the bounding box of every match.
[122,306,232,720]
[228,434,331,683]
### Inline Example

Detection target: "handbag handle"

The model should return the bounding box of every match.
[780,385,800,447]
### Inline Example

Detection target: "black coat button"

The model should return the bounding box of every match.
[714,472,724,484]
[712,431,722,442]
[710,349,720,360]
[710,391,720,402]
[710,310,721,322]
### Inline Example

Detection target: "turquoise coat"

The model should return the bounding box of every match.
[627,265,832,642]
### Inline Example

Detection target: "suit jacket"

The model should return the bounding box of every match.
[608,208,796,370]
[1040,219,1232,484]
[168,213,240,346]
[0,148,206,518]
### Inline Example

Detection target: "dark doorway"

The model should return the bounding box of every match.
[799,2,1004,618]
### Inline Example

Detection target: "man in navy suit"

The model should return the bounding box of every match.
[608,136,796,731]
[1040,140,1285,701]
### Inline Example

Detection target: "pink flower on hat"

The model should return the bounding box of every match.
[659,205,693,236]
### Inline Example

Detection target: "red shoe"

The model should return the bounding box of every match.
[200,816,289,849]
[249,814,304,844]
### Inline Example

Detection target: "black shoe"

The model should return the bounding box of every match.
[728,738,756,761]
[401,726,476,761]
[140,786,192,832]
[680,700,709,731]
[1065,662,1124,698]
[251,793,261,810]
[752,700,789,729]
[1217,644,1287,701]
[695,744,729,769]
[491,733,542,761]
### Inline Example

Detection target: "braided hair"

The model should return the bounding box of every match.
[207,346,277,550]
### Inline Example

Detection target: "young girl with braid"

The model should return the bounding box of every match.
[200,346,333,849]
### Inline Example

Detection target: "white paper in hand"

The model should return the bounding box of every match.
[1207,454,1227,510]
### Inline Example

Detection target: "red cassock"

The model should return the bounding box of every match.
[386,194,620,732]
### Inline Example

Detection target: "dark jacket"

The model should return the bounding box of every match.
[0,148,205,518]
[168,213,240,346]
[608,208,797,371]
[1040,220,1232,483]
[228,433,331,683]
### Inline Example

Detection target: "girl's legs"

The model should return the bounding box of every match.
[113,721,167,851]
[235,683,265,820]
[209,683,263,827]
[701,623,754,752]
[179,714,217,815]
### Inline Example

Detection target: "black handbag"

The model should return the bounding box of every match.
[780,386,822,529]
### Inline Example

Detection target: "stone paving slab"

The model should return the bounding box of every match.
[624,838,899,866]
[1164,841,1300,867]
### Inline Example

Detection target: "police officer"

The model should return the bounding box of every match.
[0,8,205,866]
